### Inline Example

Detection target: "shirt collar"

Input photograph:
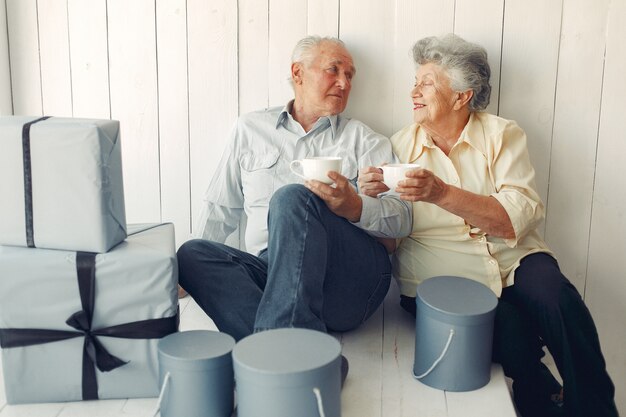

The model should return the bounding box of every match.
[275,101,292,129]
[409,112,486,161]
[275,100,340,139]
[457,112,487,156]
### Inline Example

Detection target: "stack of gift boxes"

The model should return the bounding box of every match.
[0,116,179,404]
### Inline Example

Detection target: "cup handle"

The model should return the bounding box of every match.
[290,160,307,180]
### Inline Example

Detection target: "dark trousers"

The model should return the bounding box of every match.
[401,253,618,417]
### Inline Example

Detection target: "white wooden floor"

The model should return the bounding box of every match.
[0,281,519,417]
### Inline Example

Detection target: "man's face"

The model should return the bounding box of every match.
[293,42,355,117]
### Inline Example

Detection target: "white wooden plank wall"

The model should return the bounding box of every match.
[67,0,110,119]
[108,0,161,224]
[390,0,455,133]
[156,0,191,251]
[187,0,237,237]
[268,0,306,106]
[6,0,42,115]
[544,0,609,293]
[2,1,625,413]
[498,0,563,220]
[38,0,72,116]
[586,0,626,411]
[341,0,395,136]
[0,0,10,115]
[238,0,269,114]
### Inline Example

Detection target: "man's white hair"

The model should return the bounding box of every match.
[291,35,347,67]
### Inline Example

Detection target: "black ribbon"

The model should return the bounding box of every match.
[21,116,51,248]
[0,251,178,400]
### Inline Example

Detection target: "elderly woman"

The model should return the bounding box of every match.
[359,34,618,417]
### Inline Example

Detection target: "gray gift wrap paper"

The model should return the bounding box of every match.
[0,116,126,253]
[0,223,178,404]
[413,275,498,392]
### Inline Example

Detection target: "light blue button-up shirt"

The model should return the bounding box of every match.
[194,101,412,255]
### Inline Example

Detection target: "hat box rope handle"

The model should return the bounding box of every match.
[151,371,171,417]
[413,329,455,379]
[312,387,326,417]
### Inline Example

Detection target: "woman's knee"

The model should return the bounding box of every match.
[514,254,575,310]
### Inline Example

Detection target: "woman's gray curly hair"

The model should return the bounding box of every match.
[412,34,491,111]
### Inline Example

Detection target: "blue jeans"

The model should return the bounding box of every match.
[177,184,392,341]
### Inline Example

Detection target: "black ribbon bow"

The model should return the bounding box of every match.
[0,251,178,400]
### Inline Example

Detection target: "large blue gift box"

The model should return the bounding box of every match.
[0,116,126,253]
[0,224,179,404]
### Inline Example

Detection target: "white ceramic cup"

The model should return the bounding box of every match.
[290,157,342,184]
[381,163,421,190]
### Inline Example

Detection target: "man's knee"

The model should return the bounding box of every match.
[177,240,230,285]
[268,184,326,226]
[178,239,209,266]
[269,184,311,212]
[178,239,230,260]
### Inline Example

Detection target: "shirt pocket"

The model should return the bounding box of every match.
[240,151,280,206]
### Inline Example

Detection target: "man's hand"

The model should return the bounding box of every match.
[305,171,363,222]
[358,166,389,197]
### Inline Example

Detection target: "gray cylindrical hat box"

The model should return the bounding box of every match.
[157,330,235,417]
[413,276,498,392]
[233,328,342,417]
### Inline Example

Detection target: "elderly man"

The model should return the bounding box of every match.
[177,36,411,374]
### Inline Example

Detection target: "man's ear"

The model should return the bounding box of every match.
[291,62,303,85]
[454,90,473,110]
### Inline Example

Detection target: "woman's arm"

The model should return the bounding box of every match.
[358,166,389,197]
[397,169,515,239]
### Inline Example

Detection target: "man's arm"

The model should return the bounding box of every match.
[304,171,412,239]
[193,124,245,242]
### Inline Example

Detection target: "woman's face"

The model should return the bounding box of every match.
[411,63,459,127]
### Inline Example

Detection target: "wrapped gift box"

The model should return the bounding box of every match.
[0,223,179,404]
[0,116,126,253]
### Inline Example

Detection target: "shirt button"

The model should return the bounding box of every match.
[451,177,459,184]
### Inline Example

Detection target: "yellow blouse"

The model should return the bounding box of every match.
[390,112,553,297]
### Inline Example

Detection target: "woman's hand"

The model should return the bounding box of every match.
[358,166,389,197]
[397,168,516,239]
[396,168,448,204]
